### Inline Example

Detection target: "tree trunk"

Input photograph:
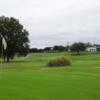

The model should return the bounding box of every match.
[4,56,6,62]
[3,50,6,62]
[7,55,10,62]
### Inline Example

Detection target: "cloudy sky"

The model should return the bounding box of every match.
[0,0,100,48]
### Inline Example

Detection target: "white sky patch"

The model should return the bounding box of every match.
[0,0,100,48]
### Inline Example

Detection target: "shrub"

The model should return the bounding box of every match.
[48,56,71,67]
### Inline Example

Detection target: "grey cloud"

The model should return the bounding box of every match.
[0,0,100,48]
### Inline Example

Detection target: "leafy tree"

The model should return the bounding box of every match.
[70,42,86,54]
[29,48,39,53]
[53,45,65,52]
[53,45,59,51]
[0,16,29,62]
[44,47,52,52]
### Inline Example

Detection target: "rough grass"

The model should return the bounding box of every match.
[0,52,100,100]
[47,56,71,67]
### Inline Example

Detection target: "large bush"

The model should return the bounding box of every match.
[48,56,71,67]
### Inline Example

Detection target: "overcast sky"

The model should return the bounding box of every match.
[0,0,100,48]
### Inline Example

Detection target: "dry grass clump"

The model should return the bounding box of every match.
[48,56,71,67]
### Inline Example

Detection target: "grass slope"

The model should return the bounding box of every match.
[0,52,100,100]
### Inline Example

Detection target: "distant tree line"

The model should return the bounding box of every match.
[29,42,93,54]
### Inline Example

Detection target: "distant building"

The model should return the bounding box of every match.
[86,45,100,52]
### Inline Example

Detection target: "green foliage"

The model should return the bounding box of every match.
[53,45,66,52]
[70,42,86,54]
[48,56,71,67]
[0,16,29,62]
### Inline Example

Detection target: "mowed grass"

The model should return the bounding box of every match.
[0,52,100,100]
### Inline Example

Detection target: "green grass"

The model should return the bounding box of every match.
[0,52,100,100]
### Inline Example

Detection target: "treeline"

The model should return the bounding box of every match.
[29,42,93,53]
[29,45,68,53]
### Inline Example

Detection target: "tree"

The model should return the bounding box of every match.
[70,42,86,54]
[0,16,29,62]
[44,47,52,52]
[29,48,39,53]
[53,45,65,52]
